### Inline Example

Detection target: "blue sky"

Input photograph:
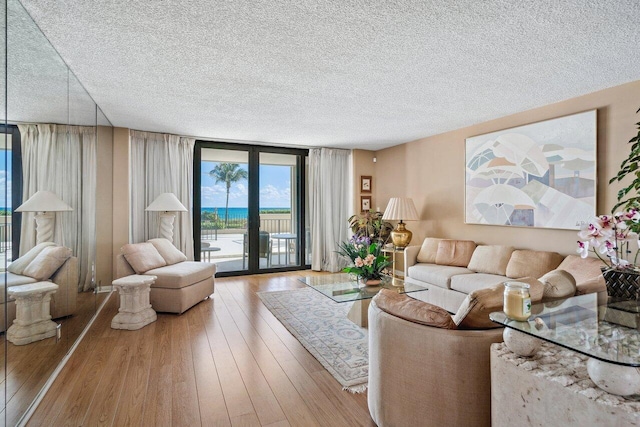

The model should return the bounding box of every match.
[201,161,291,208]
[0,150,11,208]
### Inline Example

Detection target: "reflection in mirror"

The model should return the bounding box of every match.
[2,0,107,424]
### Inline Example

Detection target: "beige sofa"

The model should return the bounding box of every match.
[368,237,608,427]
[404,238,606,313]
[368,299,502,427]
[3,250,78,331]
[116,239,215,314]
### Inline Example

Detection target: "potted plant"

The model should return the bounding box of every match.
[578,106,640,299]
[337,235,391,286]
[348,210,393,244]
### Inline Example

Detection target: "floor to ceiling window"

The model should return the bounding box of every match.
[194,141,309,276]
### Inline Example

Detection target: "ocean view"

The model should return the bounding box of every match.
[202,207,290,217]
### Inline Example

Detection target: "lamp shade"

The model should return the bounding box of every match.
[15,190,73,212]
[145,193,187,212]
[382,198,419,221]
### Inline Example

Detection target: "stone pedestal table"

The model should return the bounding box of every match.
[7,282,59,345]
[111,274,157,330]
[491,342,640,426]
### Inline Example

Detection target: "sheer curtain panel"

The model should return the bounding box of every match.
[18,124,97,291]
[309,148,351,272]
[130,130,195,259]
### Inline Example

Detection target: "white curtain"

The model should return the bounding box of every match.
[18,124,97,291]
[309,148,351,272]
[130,130,195,259]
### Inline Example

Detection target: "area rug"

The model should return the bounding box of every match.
[257,287,368,393]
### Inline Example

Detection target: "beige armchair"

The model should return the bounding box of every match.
[368,299,503,427]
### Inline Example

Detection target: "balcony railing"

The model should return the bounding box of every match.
[200,213,292,240]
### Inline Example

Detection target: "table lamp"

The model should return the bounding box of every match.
[382,197,420,248]
[145,193,187,243]
[15,190,73,244]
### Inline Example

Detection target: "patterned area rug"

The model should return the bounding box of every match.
[257,287,368,392]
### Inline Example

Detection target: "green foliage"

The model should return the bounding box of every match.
[209,163,248,227]
[348,210,393,244]
[609,106,640,233]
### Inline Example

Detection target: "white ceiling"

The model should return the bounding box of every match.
[18,0,640,150]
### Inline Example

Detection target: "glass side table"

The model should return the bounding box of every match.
[490,293,640,396]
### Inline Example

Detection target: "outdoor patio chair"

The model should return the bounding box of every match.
[242,231,272,269]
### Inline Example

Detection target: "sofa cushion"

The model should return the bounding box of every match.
[539,269,577,300]
[122,242,167,274]
[407,264,474,289]
[557,255,606,294]
[450,273,509,295]
[149,238,188,265]
[467,245,514,276]
[374,289,457,329]
[22,246,72,281]
[453,277,544,329]
[146,261,216,289]
[8,242,57,275]
[506,250,564,279]
[435,240,477,267]
[416,238,442,264]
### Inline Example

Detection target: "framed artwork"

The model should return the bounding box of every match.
[465,110,597,230]
[360,176,372,193]
[361,196,372,212]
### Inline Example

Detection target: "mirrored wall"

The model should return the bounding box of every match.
[0,0,113,424]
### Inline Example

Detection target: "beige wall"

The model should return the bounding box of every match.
[112,127,130,276]
[96,125,114,286]
[374,79,640,255]
[352,149,377,214]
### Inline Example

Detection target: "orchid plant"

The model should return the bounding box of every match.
[337,235,391,281]
[577,209,640,268]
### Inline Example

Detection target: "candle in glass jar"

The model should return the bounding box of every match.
[503,282,531,321]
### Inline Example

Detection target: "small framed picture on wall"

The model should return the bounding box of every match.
[361,176,372,193]
[361,196,372,212]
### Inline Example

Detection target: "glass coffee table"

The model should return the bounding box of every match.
[490,293,640,395]
[299,273,427,327]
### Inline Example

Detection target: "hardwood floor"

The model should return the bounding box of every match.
[28,271,376,426]
[1,291,103,427]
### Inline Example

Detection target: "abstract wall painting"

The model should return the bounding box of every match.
[465,110,596,230]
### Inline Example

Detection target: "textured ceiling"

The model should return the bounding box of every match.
[17,0,640,149]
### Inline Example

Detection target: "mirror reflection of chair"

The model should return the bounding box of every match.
[242,231,272,269]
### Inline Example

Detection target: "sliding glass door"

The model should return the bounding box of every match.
[194,142,308,276]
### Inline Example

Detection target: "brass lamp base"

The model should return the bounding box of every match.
[391,221,412,248]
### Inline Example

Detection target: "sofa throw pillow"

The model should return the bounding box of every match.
[435,240,477,267]
[374,289,457,329]
[22,246,72,281]
[121,242,167,274]
[557,255,606,294]
[7,241,57,275]
[149,238,187,265]
[539,269,577,300]
[416,238,442,264]
[453,277,544,329]
[506,250,564,279]
[467,245,515,276]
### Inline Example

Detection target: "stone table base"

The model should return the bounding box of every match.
[7,282,59,345]
[111,275,157,330]
[491,342,640,426]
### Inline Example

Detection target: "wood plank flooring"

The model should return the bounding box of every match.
[28,271,376,427]
[1,291,103,427]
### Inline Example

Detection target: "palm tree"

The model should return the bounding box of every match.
[209,163,248,227]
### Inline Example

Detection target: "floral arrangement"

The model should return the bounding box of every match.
[337,235,391,281]
[578,210,640,268]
